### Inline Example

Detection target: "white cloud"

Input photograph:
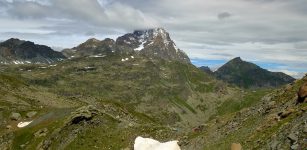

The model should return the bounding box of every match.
[0,0,306,77]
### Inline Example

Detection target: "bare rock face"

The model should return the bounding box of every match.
[297,83,307,103]
[116,28,190,63]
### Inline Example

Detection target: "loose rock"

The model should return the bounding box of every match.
[297,83,307,103]
[6,125,12,130]
[287,133,298,143]
[231,143,242,150]
[278,109,295,118]
[291,144,298,150]
[10,112,21,121]
[34,128,48,137]
[26,111,37,118]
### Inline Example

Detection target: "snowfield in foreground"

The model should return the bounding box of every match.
[17,121,33,128]
[134,136,181,150]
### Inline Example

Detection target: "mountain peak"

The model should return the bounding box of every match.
[199,66,213,75]
[5,38,22,42]
[0,38,66,64]
[116,28,190,63]
[1,38,25,47]
[231,57,243,62]
[215,57,295,88]
[85,38,100,43]
[132,28,171,46]
[133,28,167,35]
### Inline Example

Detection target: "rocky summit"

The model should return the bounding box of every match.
[214,57,295,88]
[117,28,190,63]
[199,66,214,75]
[0,38,66,64]
[62,28,190,63]
[62,38,116,58]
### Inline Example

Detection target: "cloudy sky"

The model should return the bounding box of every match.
[0,0,306,78]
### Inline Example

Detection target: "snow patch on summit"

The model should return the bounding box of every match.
[133,28,172,51]
[135,41,146,51]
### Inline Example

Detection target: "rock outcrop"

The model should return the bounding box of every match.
[68,105,100,125]
[297,83,307,103]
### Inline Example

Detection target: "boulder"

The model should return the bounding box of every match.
[6,125,12,130]
[34,128,48,137]
[297,83,307,103]
[231,143,242,150]
[26,111,37,118]
[270,140,279,150]
[291,144,298,150]
[10,112,21,121]
[278,109,295,119]
[304,125,307,133]
[69,105,99,124]
[287,133,298,143]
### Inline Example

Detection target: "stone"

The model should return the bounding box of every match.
[287,133,298,142]
[231,143,242,150]
[6,125,12,130]
[34,128,48,137]
[297,83,307,103]
[10,112,21,121]
[268,101,276,109]
[270,140,279,150]
[291,144,298,150]
[278,109,295,118]
[26,111,37,118]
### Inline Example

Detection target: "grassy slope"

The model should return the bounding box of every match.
[182,76,307,150]
[0,54,271,149]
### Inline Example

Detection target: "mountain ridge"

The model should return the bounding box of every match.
[0,38,66,64]
[213,57,295,88]
[62,28,190,63]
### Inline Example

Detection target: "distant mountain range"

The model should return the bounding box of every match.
[0,38,66,64]
[199,57,295,88]
[199,66,214,75]
[0,29,295,89]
